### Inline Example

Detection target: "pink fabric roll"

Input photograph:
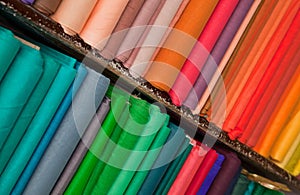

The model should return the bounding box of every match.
[80,0,130,49]
[169,0,239,106]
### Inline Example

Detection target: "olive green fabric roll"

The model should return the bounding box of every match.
[0,44,43,151]
[0,54,60,173]
[285,142,300,174]
[64,96,128,194]
[0,26,21,81]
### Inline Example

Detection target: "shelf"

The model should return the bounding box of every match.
[1,0,299,193]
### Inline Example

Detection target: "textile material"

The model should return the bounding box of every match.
[169,0,239,106]
[51,0,98,35]
[33,0,62,15]
[79,0,129,49]
[0,26,21,82]
[51,97,110,194]
[12,64,87,194]
[22,67,109,195]
[116,0,165,63]
[144,0,218,92]
[0,44,43,151]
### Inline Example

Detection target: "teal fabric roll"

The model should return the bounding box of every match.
[231,174,250,195]
[0,54,60,173]
[0,64,76,194]
[0,26,21,81]
[0,44,43,150]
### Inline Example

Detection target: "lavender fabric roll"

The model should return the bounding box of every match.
[100,0,146,60]
[51,97,110,194]
[116,0,165,63]
[207,148,241,195]
[22,67,109,195]
[21,0,35,5]
[183,0,254,110]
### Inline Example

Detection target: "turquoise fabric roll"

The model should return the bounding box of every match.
[0,26,21,81]
[0,63,76,194]
[0,54,60,173]
[0,44,43,150]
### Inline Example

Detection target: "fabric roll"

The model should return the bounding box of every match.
[22,67,109,195]
[194,0,262,114]
[248,48,300,148]
[144,0,218,92]
[115,0,165,63]
[197,153,225,195]
[79,0,129,49]
[90,97,152,194]
[122,0,167,68]
[0,26,21,82]
[124,121,171,194]
[64,95,128,194]
[12,64,87,194]
[107,108,169,194]
[210,0,277,127]
[0,44,43,151]
[137,124,187,194]
[230,174,250,195]
[51,0,98,35]
[263,188,284,195]
[184,0,253,110]
[167,145,206,194]
[270,108,300,162]
[252,183,265,195]
[100,0,145,60]
[207,148,241,195]
[156,143,193,195]
[33,0,62,15]
[253,61,300,156]
[226,0,299,139]
[21,0,35,4]
[169,0,239,106]
[292,159,300,176]
[0,54,59,173]
[286,142,300,174]
[51,97,110,195]
[237,3,300,143]
[225,166,242,195]
[186,149,218,194]
[244,181,256,195]
[127,0,185,78]
[0,64,76,194]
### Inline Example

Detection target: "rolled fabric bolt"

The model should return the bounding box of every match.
[51,0,98,35]
[33,0,63,16]
[80,0,129,49]
[285,139,300,174]
[100,0,146,60]
[0,26,21,82]
[0,44,43,151]
[21,0,35,5]
[144,0,218,92]
[169,0,239,106]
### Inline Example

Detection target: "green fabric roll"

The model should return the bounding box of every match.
[156,142,193,195]
[0,44,43,150]
[64,96,128,195]
[285,142,300,174]
[83,102,130,195]
[125,119,171,195]
[252,183,265,195]
[0,64,76,194]
[0,26,21,81]
[0,54,60,173]
[263,188,284,195]
[108,106,168,194]
[231,174,250,195]
[91,97,151,194]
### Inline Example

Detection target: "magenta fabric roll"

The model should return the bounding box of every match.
[183,0,254,110]
[169,0,240,106]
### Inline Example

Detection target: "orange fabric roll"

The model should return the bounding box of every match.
[144,0,218,92]
[222,0,288,134]
[209,0,275,126]
[270,101,300,162]
[254,63,300,157]
[224,0,296,139]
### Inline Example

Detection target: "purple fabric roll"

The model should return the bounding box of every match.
[21,0,35,5]
[51,97,111,194]
[197,153,224,194]
[183,0,254,110]
[206,147,241,195]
